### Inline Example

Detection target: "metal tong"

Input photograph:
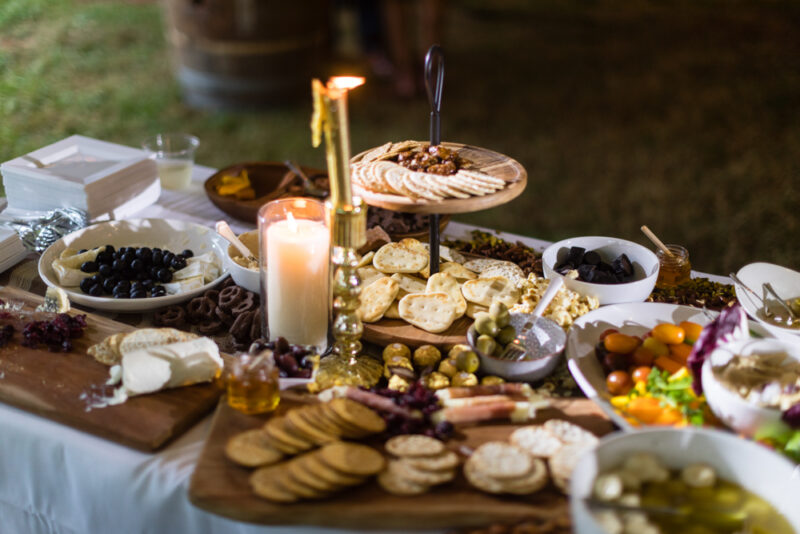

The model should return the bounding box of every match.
[425,44,445,275]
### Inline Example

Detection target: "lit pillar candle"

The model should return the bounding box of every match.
[260,199,329,351]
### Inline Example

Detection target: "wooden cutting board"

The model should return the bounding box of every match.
[0,286,223,452]
[362,315,470,349]
[188,395,613,530]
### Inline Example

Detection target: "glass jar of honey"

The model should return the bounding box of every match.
[226,351,280,414]
[656,245,692,289]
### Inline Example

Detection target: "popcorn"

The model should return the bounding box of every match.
[511,274,599,328]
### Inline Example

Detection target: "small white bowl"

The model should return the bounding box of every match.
[702,336,800,437]
[734,262,800,339]
[542,236,659,305]
[224,230,259,293]
[570,427,800,534]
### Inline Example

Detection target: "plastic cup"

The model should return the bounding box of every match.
[142,133,199,190]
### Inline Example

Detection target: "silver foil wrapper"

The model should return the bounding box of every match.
[6,207,89,253]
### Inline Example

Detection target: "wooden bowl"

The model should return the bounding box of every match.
[204,162,327,223]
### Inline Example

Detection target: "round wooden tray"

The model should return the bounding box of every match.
[362,315,471,349]
[351,142,527,214]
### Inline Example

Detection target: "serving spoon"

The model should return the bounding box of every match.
[215,220,257,264]
[284,160,328,198]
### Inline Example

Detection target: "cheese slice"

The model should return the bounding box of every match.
[120,337,222,397]
[163,275,205,295]
[172,252,220,283]
[51,246,106,286]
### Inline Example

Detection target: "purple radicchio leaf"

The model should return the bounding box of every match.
[687,304,749,395]
[782,403,800,429]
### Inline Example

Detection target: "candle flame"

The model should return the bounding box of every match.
[328,76,365,91]
[286,211,298,233]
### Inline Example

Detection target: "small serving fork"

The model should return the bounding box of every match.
[495,277,565,361]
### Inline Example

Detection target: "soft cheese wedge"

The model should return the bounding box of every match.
[119,337,222,397]
[171,252,220,282]
[51,246,106,286]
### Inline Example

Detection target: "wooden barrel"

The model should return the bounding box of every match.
[164,0,330,110]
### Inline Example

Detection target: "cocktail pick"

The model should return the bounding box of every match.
[425,44,445,275]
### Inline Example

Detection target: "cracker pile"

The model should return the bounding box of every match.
[357,239,523,333]
[510,419,598,494]
[250,441,385,503]
[378,435,459,496]
[226,398,387,467]
[351,141,511,201]
[511,273,600,328]
[464,442,548,495]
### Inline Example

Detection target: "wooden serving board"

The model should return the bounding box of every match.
[0,286,223,452]
[352,142,527,214]
[362,315,470,349]
[188,395,613,530]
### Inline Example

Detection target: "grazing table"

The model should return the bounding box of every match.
[0,166,727,534]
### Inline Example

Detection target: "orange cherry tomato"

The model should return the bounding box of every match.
[654,355,683,375]
[599,328,619,341]
[669,343,693,364]
[654,408,683,426]
[626,397,663,424]
[603,333,640,355]
[652,324,686,345]
[632,346,656,366]
[606,370,634,395]
[679,321,703,344]
[632,366,652,384]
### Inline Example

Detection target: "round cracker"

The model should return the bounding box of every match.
[385,434,445,457]
[510,426,564,459]
[250,466,298,503]
[264,417,314,454]
[286,457,342,492]
[499,458,549,495]
[275,464,326,499]
[404,450,460,471]
[285,409,339,445]
[548,443,594,491]
[470,441,532,480]
[329,398,387,434]
[543,419,598,447]
[319,441,386,476]
[378,468,430,496]
[224,429,284,468]
[388,459,455,486]
[302,453,365,486]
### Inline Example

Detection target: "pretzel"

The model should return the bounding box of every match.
[202,289,220,304]
[231,309,256,342]
[187,296,216,324]
[218,286,246,313]
[153,305,187,329]
[215,306,235,326]
[196,319,223,335]
[231,292,258,315]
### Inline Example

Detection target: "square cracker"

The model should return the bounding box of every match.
[358,276,399,322]
[398,292,457,333]
[461,276,520,307]
[426,272,466,318]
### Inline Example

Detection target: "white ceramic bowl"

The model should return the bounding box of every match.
[702,336,800,437]
[734,262,800,339]
[542,236,659,305]
[39,219,228,312]
[571,427,800,534]
[224,229,260,294]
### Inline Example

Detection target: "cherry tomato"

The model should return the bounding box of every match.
[632,366,652,384]
[603,333,640,354]
[669,343,692,364]
[606,371,634,395]
[604,352,630,371]
[599,328,619,341]
[642,336,670,357]
[679,321,703,344]
[631,346,656,366]
[652,324,686,345]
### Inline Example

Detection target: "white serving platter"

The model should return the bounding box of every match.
[39,219,228,312]
[734,262,800,339]
[566,301,772,431]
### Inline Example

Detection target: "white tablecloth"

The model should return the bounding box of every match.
[0,166,728,534]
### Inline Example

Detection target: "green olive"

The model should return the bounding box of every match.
[474,312,499,337]
[451,371,479,387]
[496,325,517,346]
[489,300,510,329]
[438,358,458,378]
[455,350,480,373]
[476,334,497,356]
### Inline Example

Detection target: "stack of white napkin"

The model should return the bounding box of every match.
[0,226,27,274]
[1,135,160,220]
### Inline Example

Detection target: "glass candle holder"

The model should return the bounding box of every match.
[258,198,330,352]
[656,244,692,289]
[226,351,280,414]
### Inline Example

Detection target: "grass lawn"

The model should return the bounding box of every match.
[1,0,799,274]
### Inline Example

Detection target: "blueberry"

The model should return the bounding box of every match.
[163,252,175,266]
[131,259,144,272]
[151,285,166,295]
[112,259,125,272]
[121,268,136,279]
[88,284,103,297]
[136,248,152,260]
[102,278,117,293]
[152,248,162,254]
[114,280,131,292]
[137,271,150,281]
[121,252,134,264]
[131,281,143,291]
[98,264,112,277]
[156,268,172,283]
[90,274,104,285]
[96,251,112,264]
[105,245,115,254]
[142,279,154,290]
[113,292,129,299]
[79,278,94,293]
[171,257,187,270]
[80,261,98,273]
[130,290,147,299]
[151,251,163,267]
[181,249,194,258]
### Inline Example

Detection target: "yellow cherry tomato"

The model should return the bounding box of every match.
[603,333,640,354]
[652,323,686,345]
[642,336,670,357]
[679,321,704,344]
